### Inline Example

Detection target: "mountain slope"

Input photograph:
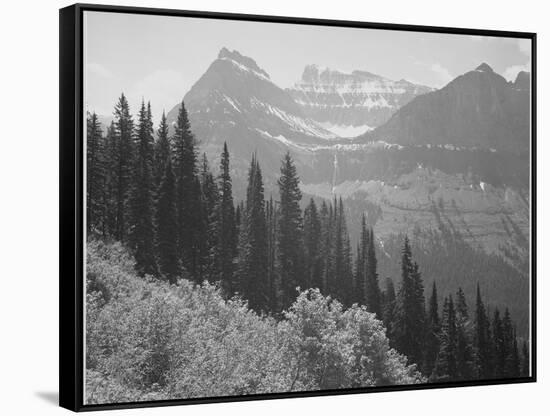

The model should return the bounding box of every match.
[165,48,344,190]
[365,64,530,154]
[287,65,433,137]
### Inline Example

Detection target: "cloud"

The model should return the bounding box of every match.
[517,39,531,56]
[87,62,113,78]
[503,62,531,82]
[430,63,453,87]
[128,69,189,123]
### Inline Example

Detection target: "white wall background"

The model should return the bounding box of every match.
[0,0,546,414]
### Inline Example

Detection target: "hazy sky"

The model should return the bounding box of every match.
[84,11,531,123]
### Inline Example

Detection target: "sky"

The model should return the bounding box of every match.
[84,11,532,123]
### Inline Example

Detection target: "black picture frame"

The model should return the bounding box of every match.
[59,3,537,412]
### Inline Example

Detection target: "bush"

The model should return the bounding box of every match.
[85,240,422,404]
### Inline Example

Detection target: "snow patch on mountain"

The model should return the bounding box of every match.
[318,122,373,138]
[249,97,337,140]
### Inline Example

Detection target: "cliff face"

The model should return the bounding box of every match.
[287,64,433,137]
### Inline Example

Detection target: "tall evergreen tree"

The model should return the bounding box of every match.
[382,278,396,342]
[433,295,458,381]
[393,236,426,369]
[153,110,171,189]
[198,153,218,279]
[425,281,441,378]
[277,152,304,309]
[266,196,280,312]
[112,93,134,241]
[86,112,105,235]
[128,100,157,277]
[492,308,505,378]
[172,100,201,280]
[319,201,331,294]
[455,287,474,380]
[365,228,382,316]
[303,198,322,291]
[237,155,269,312]
[473,284,492,379]
[155,157,179,283]
[213,142,237,295]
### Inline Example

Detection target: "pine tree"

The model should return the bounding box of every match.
[365,227,382,316]
[266,196,280,312]
[128,100,157,277]
[502,308,516,378]
[153,110,171,189]
[172,100,201,280]
[455,287,474,380]
[319,201,331,294]
[382,278,396,342]
[392,236,426,369]
[425,281,440,378]
[433,295,458,381]
[492,308,505,378]
[303,198,322,290]
[473,284,492,379]
[86,112,105,235]
[198,153,218,280]
[102,121,118,238]
[237,155,269,312]
[213,142,237,295]
[155,157,179,283]
[355,215,369,306]
[112,93,134,241]
[277,152,304,309]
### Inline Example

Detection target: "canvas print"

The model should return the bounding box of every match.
[82,10,533,405]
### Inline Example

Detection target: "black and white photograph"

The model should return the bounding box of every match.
[78,6,534,407]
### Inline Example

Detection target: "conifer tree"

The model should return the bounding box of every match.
[355,215,369,305]
[172,100,201,280]
[492,308,505,378]
[153,110,171,189]
[86,112,105,235]
[455,287,474,380]
[213,142,237,295]
[382,278,396,342]
[319,201,331,294]
[266,196,280,312]
[303,198,322,290]
[365,228,382,316]
[197,153,218,279]
[155,157,179,283]
[473,284,492,379]
[112,93,134,241]
[393,236,426,368]
[277,152,304,309]
[433,295,458,381]
[425,281,441,378]
[237,155,269,312]
[102,121,118,238]
[128,100,157,277]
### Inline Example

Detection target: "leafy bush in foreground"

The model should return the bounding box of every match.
[85,240,423,404]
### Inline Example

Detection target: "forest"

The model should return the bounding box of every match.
[85,93,530,403]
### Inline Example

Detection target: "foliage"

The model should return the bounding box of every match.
[85,240,422,404]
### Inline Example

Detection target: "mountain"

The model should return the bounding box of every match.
[163,54,529,335]
[165,48,345,193]
[365,64,530,155]
[287,65,433,137]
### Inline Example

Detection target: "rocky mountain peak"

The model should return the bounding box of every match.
[475,62,494,73]
[217,47,270,79]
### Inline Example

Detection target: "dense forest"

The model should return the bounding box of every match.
[85,94,530,403]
